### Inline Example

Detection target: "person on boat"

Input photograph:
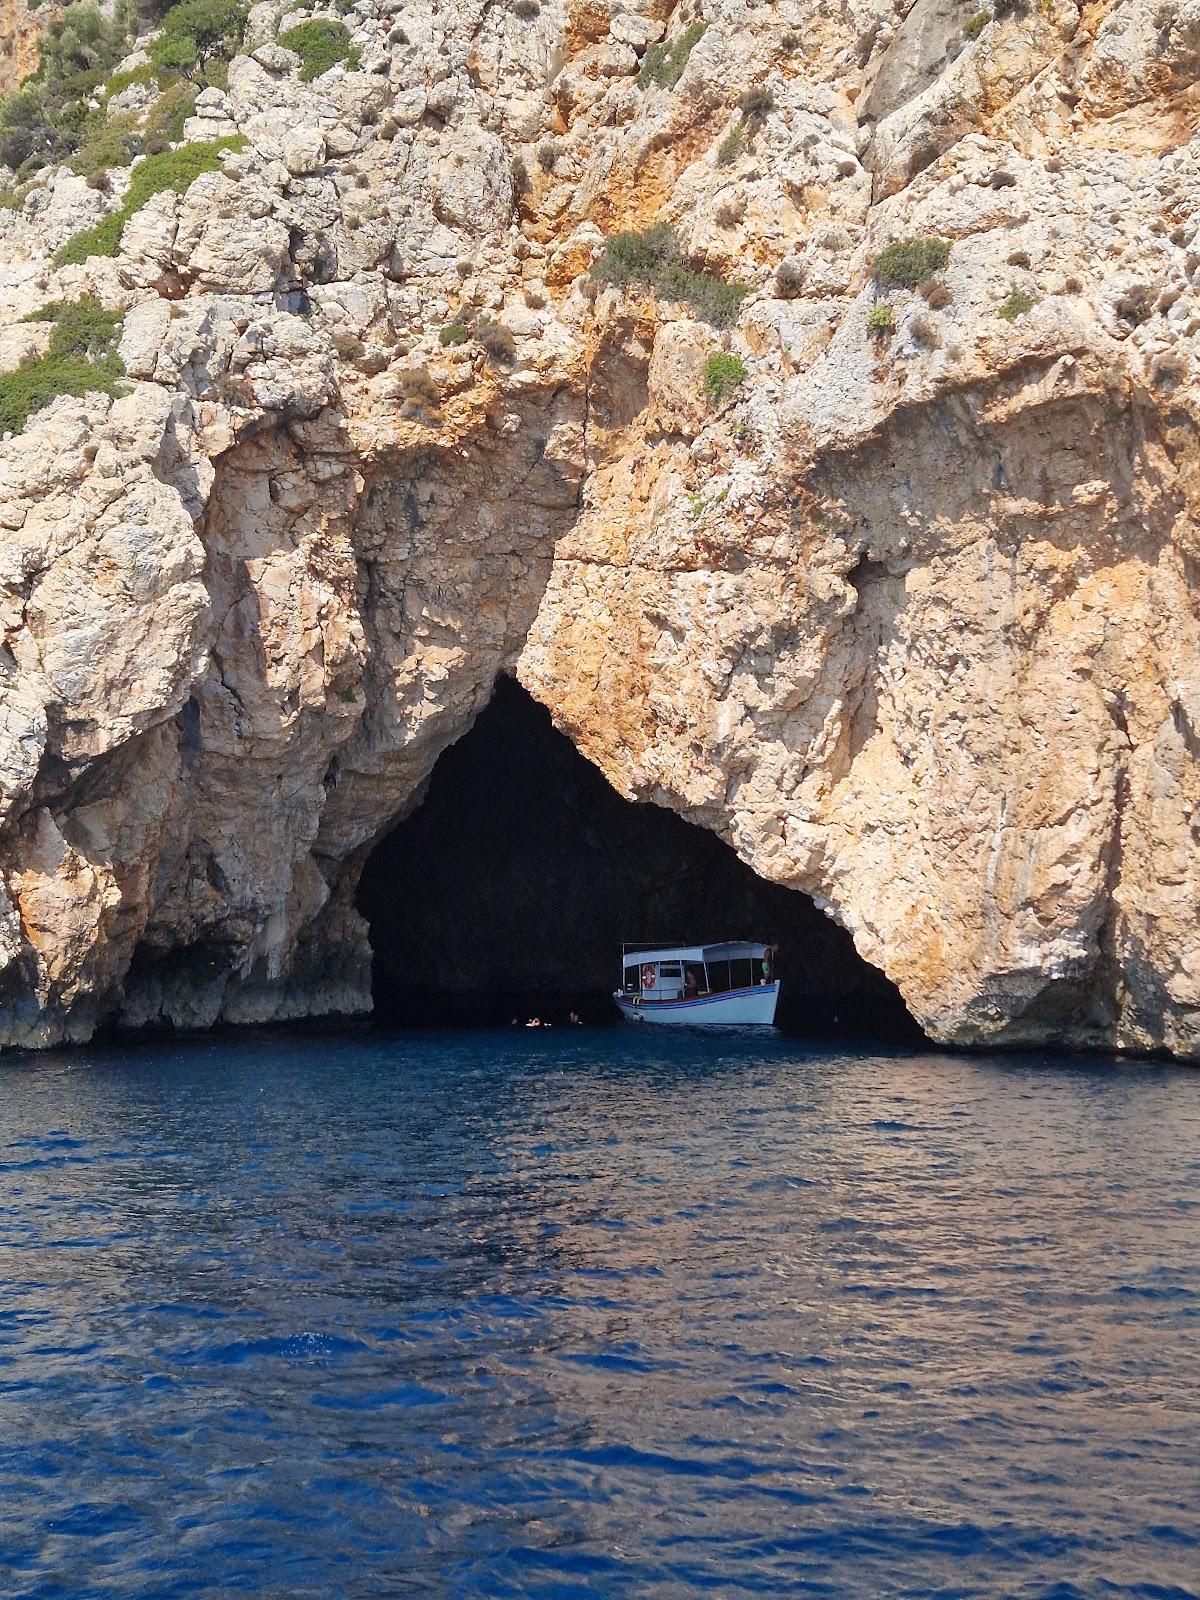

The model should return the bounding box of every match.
[761,946,774,984]
[684,969,699,998]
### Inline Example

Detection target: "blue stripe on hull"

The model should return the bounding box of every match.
[614,983,779,1026]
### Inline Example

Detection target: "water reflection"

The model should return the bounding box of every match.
[1,1030,1198,1597]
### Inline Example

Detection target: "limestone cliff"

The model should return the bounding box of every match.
[0,0,41,98]
[0,0,1198,1054]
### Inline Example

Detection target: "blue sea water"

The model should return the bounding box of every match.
[1,1028,1198,1599]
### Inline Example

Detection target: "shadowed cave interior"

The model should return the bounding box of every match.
[357,677,924,1039]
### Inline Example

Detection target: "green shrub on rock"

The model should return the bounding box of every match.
[143,80,199,143]
[102,64,159,102]
[873,236,951,288]
[56,207,125,266]
[0,85,59,172]
[997,286,1037,321]
[591,222,678,285]
[25,293,123,352]
[0,295,124,435]
[278,18,357,80]
[149,0,247,77]
[716,124,746,166]
[0,353,125,435]
[474,317,516,364]
[591,224,749,329]
[0,181,32,209]
[637,21,706,89]
[436,315,517,360]
[69,110,142,176]
[56,135,245,265]
[656,261,748,328]
[703,351,746,406]
[738,83,774,121]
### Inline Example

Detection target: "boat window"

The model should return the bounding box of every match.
[660,962,682,979]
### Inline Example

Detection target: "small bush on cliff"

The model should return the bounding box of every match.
[963,11,990,38]
[997,286,1037,321]
[1115,284,1156,326]
[775,256,805,298]
[279,18,357,80]
[868,303,895,336]
[703,351,746,406]
[591,222,679,285]
[873,235,951,288]
[739,83,774,122]
[592,224,749,329]
[69,110,143,176]
[143,80,199,143]
[657,260,748,328]
[396,365,440,415]
[101,63,158,101]
[150,0,247,76]
[25,293,123,353]
[56,135,245,265]
[637,21,707,89]
[435,314,518,360]
[0,296,124,435]
[716,124,747,166]
[0,86,59,173]
[474,317,517,364]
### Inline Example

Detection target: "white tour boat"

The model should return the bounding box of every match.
[613,942,780,1028]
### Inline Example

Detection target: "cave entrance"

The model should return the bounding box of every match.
[356,678,923,1040]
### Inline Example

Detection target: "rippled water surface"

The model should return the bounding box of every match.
[1,1029,1199,1598]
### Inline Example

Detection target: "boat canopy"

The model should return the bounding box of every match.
[622,941,771,968]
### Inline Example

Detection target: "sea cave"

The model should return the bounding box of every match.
[356,677,922,1040]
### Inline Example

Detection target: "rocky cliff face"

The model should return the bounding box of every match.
[0,0,41,98]
[0,0,1198,1054]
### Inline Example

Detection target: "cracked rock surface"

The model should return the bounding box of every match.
[0,0,1198,1055]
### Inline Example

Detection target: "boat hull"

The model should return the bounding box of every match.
[614,982,780,1028]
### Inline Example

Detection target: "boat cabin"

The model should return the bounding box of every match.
[619,942,774,1002]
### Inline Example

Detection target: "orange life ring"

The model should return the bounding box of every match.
[642,964,656,990]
